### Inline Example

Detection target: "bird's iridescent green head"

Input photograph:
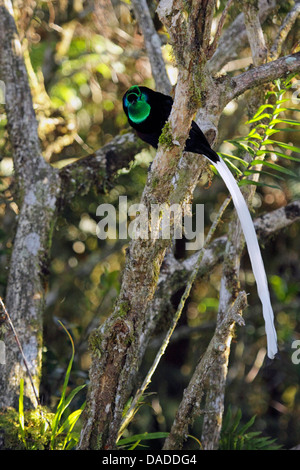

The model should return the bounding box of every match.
[124,86,151,124]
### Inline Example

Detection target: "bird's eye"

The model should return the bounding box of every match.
[127,93,138,103]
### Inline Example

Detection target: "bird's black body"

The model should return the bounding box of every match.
[122,86,219,163]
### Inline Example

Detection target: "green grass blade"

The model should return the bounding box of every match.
[18,379,27,448]
[117,431,169,446]
[50,321,75,449]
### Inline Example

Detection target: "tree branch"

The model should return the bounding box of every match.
[207,0,234,59]
[241,0,268,66]
[208,0,277,74]
[59,132,144,203]
[270,1,300,60]
[131,0,171,94]
[226,52,300,105]
[163,291,247,450]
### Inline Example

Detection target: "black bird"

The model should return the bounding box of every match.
[123,85,278,359]
[123,85,219,162]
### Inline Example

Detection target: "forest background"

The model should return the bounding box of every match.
[0,0,300,451]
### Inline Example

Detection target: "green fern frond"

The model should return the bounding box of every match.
[219,407,282,450]
[222,76,300,189]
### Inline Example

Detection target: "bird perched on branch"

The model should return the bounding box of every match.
[123,85,278,359]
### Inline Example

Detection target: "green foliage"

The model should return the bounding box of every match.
[0,406,56,450]
[0,321,86,450]
[49,321,86,450]
[219,407,282,450]
[218,76,300,189]
[117,431,169,450]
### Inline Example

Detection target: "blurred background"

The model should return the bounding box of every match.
[0,0,299,449]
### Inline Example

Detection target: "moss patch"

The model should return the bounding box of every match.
[0,406,60,450]
[158,122,174,149]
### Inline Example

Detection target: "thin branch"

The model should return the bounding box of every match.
[131,0,171,94]
[208,0,277,74]
[270,2,300,60]
[0,298,40,408]
[163,291,247,450]
[241,0,268,66]
[208,0,234,58]
[226,52,300,105]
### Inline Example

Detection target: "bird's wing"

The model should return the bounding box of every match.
[136,131,159,149]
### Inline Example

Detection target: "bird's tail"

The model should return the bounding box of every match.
[212,156,278,359]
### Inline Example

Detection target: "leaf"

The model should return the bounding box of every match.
[268,141,300,154]
[220,408,282,450]
[245,113,272,124]
[238,179,281,190]
[61,402,86,450]
[272,107,289,116]
[18,379,27,448]
[250,159,297,177]
[245,104,274,123]
[117,432,169,446]
[278,128,300,133]
[259,138,278,145]
[238,415,256,435]
[265,90,277,98]
[224,158,242,175]
[243,169,285,180]
[226,140,256,155]
[218,152,248,166]
[275,98,290,105]
[55,387,86,437]
[129,439,142,450]
[65,438,78,450]
[261,149,300,162]
[57,408,84,437]
[231,408,242,433]
[285,107,300,113]
[265,129,280,136]
[56,384,86,425]
[248,129,263,140]
[222,406,232,433]
[50,321,79,450]
[270,118,300,126]
[247,139,261,148]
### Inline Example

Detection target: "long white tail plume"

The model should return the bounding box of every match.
[214,157,278,359]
